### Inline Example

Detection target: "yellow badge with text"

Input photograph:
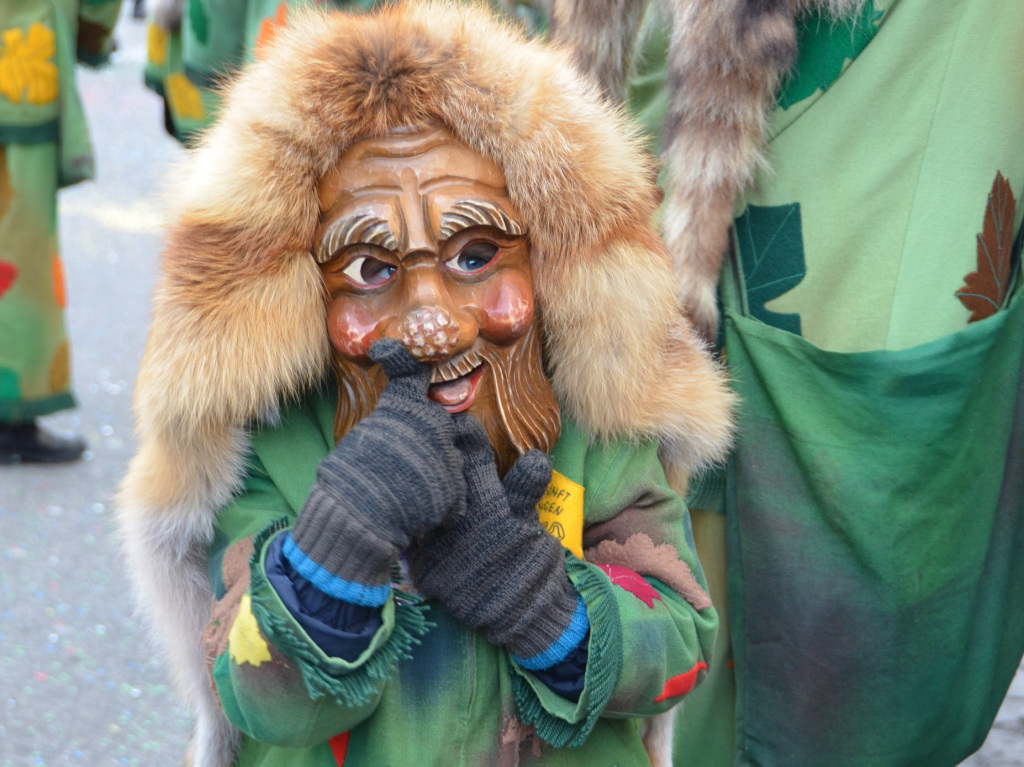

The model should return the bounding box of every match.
[536,470,584,558]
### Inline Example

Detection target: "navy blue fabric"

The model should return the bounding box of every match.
[532,633,588,702]
[268,533,587,696]
[266,533,382,661]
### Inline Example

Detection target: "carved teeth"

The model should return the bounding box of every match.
[429,350,483,384]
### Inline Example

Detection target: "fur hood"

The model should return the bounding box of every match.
[118,2,733,764]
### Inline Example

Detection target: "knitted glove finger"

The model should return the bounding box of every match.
[501,449,552,521]
[368,338,433,403]
[452,414,496,471]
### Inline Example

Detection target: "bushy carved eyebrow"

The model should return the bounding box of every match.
[316,213,399,264]
[438,200,526,241]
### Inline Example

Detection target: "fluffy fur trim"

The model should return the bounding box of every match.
[119,3,734,764]
[552,0,865,339]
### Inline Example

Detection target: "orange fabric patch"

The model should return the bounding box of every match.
[653,661,707,703]
[52,255,65,308]
[255,4,287,61]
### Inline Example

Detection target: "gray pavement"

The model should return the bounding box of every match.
[0,5,1022,767]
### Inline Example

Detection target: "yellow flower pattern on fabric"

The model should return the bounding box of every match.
[164,72,206,121]
[0,23,58,106]
[229,594,272,667]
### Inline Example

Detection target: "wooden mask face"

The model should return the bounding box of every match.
[315,128,560,473]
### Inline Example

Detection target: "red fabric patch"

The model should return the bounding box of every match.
[328,732,350,765]
[654,661,707,703]
[0,260,17,298]
[597,563,661,608]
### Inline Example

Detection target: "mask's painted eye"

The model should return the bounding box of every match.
[342,256,397,287]
[446,241,499,274]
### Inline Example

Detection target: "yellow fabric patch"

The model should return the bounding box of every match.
[536,470,584,558]
[229,594,272,667]
[146,23,168,67]
[48,340,69,394]
[164,72,205,121]
[0,23,58,106]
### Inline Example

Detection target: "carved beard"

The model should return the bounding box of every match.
[331,323,560,476]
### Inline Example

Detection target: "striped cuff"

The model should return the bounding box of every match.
[282,532,391,608]
[512,595,589,671]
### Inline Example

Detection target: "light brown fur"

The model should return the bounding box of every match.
[118,4,735,765]
[553,0,866,340]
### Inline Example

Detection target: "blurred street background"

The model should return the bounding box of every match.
[0,4,1022,766]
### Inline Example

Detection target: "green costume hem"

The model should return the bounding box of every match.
[510,553,623,748]
[0,392,76,422]
[76,49,111,68]
[0,122,60,145]
[248,518,433,709]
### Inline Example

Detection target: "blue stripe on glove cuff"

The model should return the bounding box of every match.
[512,595,589,671]
[282,532,391,607]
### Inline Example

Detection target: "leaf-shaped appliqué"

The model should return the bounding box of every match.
[596,564,662,609]
[734,203,807,334]
[956,172,1018,322]
[189,0,210,46]
[778,1,883,110]
[0,23,58,106]
[255,3,288,61]
[0,260,17,299]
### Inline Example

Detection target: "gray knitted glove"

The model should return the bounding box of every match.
[406,416,587,667]
[285,339,465,606]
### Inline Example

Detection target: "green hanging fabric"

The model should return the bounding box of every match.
[718,245,1024,765]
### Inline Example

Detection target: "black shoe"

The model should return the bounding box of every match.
[0,421,87,464]
[133,0,146,19]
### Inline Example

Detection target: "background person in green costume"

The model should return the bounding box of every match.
[553,0,1024,764]
[0,0,123,464]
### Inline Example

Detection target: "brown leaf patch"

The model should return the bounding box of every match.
[585,533,712,611]
[957,171,1017,322]
[202,536,255,679]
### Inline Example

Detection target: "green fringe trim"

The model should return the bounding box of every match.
[510,553,623,748]
[247,518,432,708]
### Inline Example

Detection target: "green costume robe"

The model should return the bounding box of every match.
[203,386,717,766]
[628,0,1024,764]
[0,0,121,421]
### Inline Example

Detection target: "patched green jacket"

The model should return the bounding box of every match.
[0,0,121,185]
[203,385,717,766]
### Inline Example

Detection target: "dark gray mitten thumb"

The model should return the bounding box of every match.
[368,338,432,402]
[502,450,552,520]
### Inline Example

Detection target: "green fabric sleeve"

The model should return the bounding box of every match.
[513,421,719,745]
[207,436,430,747]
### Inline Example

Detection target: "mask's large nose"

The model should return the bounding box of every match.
[398,305,459,361]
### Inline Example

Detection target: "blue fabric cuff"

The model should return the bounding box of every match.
[512,595,590,671]
[266,533,383,662]
[281,531,391,607]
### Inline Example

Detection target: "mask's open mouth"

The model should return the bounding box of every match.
[428,350,485,414]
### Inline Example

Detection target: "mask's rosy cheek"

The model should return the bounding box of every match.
[326,300,382,362]
[476,271,534,345]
